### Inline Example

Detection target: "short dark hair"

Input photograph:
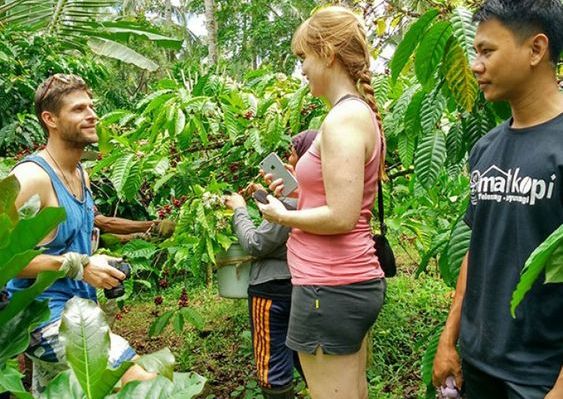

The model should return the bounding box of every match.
[34,74,92,133]
[473,0,563,65]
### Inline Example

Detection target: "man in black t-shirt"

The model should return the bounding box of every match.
[433,1,563,398]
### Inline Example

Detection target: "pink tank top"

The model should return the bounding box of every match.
[287,98,385,285]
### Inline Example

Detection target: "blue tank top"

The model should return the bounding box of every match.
[7,154,97,326]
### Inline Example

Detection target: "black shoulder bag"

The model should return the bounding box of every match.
[372,181,397,277]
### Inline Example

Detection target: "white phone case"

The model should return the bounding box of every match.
[260,152,298,197]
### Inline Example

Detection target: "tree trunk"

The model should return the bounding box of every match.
[204,0,219,65]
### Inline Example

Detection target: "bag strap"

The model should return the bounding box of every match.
[375,181,387,236]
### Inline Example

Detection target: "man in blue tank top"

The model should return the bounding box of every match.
[432,1,563,398]
[7,74,156,393]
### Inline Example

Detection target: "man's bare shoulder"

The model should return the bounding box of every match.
[10,160,53,207]
[11,161,51,185]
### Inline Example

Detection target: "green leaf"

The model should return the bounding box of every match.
[0,206,65,287]
[0,362,33,399]
[174,109,186,136]
[404,89,426,137]
[511,224,563,317]
[247,128,263,154]
[112,375,173,398]
[443,40,478,112]
[122,158,142,201]
[420,91,447,136]
[0,249,42,289]
[0,300,51,369]
[180,308,205,331]
[0,175,19,224]
[397,132,416,168]
[59,297,113,399]
[39,370,84,399]
[112,373,207,399]
[92,21,182,49]
[545,245,563,283]
[390,9,440,82]
[463,103,497,151]
[0,270,62,327]
[138,90,174,113]
[450,7,477,61]
[415,21,452,85]
[446,218,471,285]
[415,130,447,189]
[167,372,207,399]
[135,348,175,381]
[288,85,308,133]
[110,153,136,198]
[421,328,442,397]
[445,123,465,165]
[149,310,174,337]
[172,311,184,334]
[87,37,159,71]
[416,238,448,277]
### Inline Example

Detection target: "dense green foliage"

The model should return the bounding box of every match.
[2,0,561,397]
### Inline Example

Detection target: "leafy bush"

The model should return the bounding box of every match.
[0,175,66,395]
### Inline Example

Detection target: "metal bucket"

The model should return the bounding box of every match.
[215,244,253,299]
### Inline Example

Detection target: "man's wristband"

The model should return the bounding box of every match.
[60,252,90,280]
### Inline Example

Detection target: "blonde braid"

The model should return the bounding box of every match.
[355,68,386,179]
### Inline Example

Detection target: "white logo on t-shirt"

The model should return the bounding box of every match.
[470,165,556,205]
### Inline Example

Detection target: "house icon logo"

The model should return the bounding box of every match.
[470,165,556,206]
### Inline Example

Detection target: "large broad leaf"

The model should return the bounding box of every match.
[443,40,478,112]
[511,224,563,317]
[110,372,206,399]
[0,207,66,287]
[84,21,182,49]
[1,1,179,68]
[415,130,447,189]
[39,370,85,399]
[59,297,112,399]
[390,9,440,82]
[166,372,207,399]
[0,270,62,327]
[415,21,453,85]
[0,299,51,369]
[135,348,175,381]
[87,37,159,72]
[450,7,477,62]
[0,175,19,225]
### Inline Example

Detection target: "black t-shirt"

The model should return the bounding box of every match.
[462,113,563,386]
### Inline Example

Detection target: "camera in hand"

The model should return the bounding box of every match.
[252,189,269,204]
[104,260,131,299]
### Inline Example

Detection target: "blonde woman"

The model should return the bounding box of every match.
[258,6,386,398]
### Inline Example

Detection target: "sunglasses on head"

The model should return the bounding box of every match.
[38,74,85,104]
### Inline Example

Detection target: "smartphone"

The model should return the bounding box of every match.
[252,189,269,204]
[259,152,298,197]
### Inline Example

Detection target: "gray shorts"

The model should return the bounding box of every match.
[286,278,386,355]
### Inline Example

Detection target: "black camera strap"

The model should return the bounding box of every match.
[376,181,387,236]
